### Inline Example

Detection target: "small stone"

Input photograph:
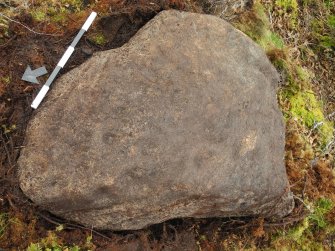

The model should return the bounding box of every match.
[81,46,93,56]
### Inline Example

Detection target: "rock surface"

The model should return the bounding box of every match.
[19,10,293,230]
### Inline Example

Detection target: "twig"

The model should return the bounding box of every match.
[263,213,307,227]
[66,222,113,241]
[322,139,335,153]
[293,195,312,212]
[6,195,18,211]
[37,213,113,241]
[302,174,307,200]
[0,13,61,37]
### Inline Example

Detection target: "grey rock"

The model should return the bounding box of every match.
[18,10,293,230]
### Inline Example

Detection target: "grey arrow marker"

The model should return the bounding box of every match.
[22,65,48,84]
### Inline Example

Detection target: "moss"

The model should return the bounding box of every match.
[288,91,333,146]
[29,0,85,26]
[1,76,10,84]
[27,231,94,251]
[310,8,335,50]
[309,198,334,229]
[275,0,299,28]
[51,13,68,24]
[272,198,334,250]
[89,33,106,46]
[328,15,335,28]
[27,232,80,251]
[296,66,310,82]
[1,124,16,134]
[31,10,47,22]
[320,35,335,49]
[275,0,298,13]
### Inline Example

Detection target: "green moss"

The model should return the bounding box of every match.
[27,232,81,251]
[1,124,16,134]
[296,66,310,82]
[276,0,298,13]
[1,75,10,84]
[31,10,47,22]
[29,1,84,25]
[272,218,322,250]
[320,35,335,49]
[324,0,334,8]
[51,13,68,24]
[272,198,334,250]
[275,0,298,28]
[287,217,310,241]
[310,11,335,50]
[89,33,106,46]
[309,198,334,229]
[328,15,335,28]
[27,226,94,251]
[289,91,320,127]
[288,91,334,145]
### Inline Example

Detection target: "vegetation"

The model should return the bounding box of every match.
[271,198,334,249]
[232,0,335,249]
[27,231,94,251]
[88,32,107,46]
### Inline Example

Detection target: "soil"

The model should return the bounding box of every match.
[0,0,334,250]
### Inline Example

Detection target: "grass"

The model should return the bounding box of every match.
[234,2,285,51]
[0,213,9,239]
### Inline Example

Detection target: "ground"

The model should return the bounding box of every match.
[0,0,334,250]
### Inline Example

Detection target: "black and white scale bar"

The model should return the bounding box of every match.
[31,11,97,109]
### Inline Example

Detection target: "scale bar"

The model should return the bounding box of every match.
[31,11,97,109]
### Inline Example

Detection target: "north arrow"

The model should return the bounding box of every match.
[22,65,48,84]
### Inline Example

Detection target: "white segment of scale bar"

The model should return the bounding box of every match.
[57,46,74,68]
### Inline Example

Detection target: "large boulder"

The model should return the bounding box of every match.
[18,10,293,230]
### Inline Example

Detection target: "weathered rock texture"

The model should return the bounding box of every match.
[19,10,293,230]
